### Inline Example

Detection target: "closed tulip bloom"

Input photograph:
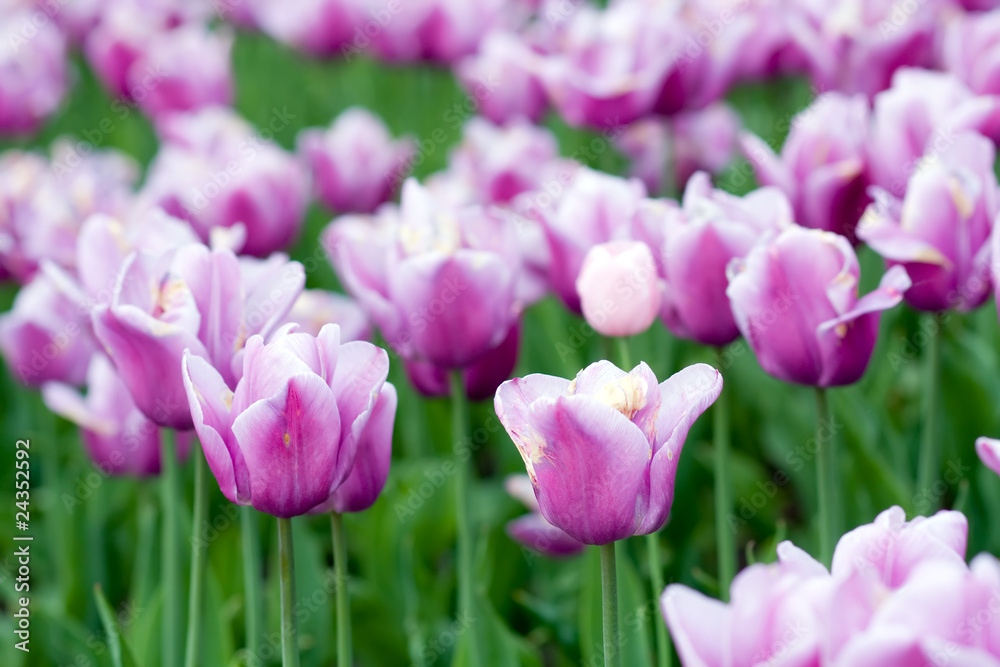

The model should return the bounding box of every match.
[867,69,1000,197]
[495,360,722,544]
[859,132,997,313]
[539,168,647,313]
[455,31,547,125]
[658,172,792,347]
[297,108,415,214]
[404,324,519,401]
[976,436,1000,478]
[182,324,391,518]
[0,270,99,387]
[0,8,68,135]
[325,179,521,368]
[576,241,660,337]
[727,226,911,387]
[504,474,584,558]
[142,107,309,257]
[942,9,1000,96]
[42,355,191,476]
[249,0,356,57]
[664,507,977,667]
[741,92,870,243]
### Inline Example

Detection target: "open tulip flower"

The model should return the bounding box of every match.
[182,323,393,518]
[727,226,911,387]
[859,132,998,314]
[495,360,722,545]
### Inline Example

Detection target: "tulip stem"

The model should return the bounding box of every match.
[713,349,734,602]
[184,441,208,667]
[277,517,300,667]
[331,513,352,667]
[241,506,263,662]
[646,533,671,667]
[600,543,620,667]
[160,429,181,667]
[614,336,632,370]
[917,318,942,510]
[450,370,481,667]
[815,388,836,566]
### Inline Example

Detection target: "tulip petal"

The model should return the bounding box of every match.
[662,584,730,667]
[183,352,247,504]
[495,373,572,471]
[977,437,1000,478]
[506,513,585,558]
[528,394,650,544]
[329,339,390,468]
[232,372,343,518]
[638,363,722,534]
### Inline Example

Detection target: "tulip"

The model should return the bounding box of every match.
[141,107,310,257]
[741,92,870,243]
[324,179,521,369]
[403,324,519,401]
[92,243,304,429]
[727,226,911,387]
[867,68,1000,196]
[281,289,370,342]
[129,23,234,118]
[976,436,1000,479]
[455,31,547,125]
[657,172,792,347]
[504,474,584,558]
[663,506,978,667]
[250,0,357,57]
[859,132,997,313]
[42,355,192,476]
[182,323,390,517]
[538,168,647,313]
[576,241,660,338]
[0,270,99,387]
[0,8,68,135]
[297,108,415,214]
[941,9,1000,97]
[495,360,722,544]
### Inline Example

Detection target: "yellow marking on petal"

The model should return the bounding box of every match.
[222,389,234,411]
[949,177,975,221]
[835,323,848,338]
[283,432,291,447]
[593,374,648,420]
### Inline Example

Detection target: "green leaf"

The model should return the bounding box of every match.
[94,584,141,667]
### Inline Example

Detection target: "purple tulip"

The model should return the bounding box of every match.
[142,107,310,257]
[664,506,978,667]
[504,474,584,558]
[182,324,391,518]
[324,179,521,369]
[0,8,68,135]
[455,31,547,125]
[42,355,192,476]
[281,289,371,342]
[0,270,99,387]
[867,68,1000,196]
[576,241,661,338]
[538,168,647,313]
[495,360,722,544]
[859,132,997,313]
[250,0,356,57]
[741,92,870,243]
[976,437,1000,478]
[92,243,304,429]
[941,9,1000,96]
[727,226,911,387]
[297,108,415,214]
[309,382,397,514]
[657,172,792,347]
[403,324,519,401]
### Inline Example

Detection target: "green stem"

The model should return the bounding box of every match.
[916,318,942,510]
[646,534,671,667]
[331,513,352,667]
[614,336,632,370]
[600,543,620,667]
[277,517,300,667]
[713,349,734,602]
[132,485,156,607]
[184,442,208,667]
[241,506,263,662]
[815,388,836,566]
[160,429,181,667]
[450,370,481,667]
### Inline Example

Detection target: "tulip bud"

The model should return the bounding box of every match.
[576,241,660,337]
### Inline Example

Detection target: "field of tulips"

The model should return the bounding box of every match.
[8,0,1000,666]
